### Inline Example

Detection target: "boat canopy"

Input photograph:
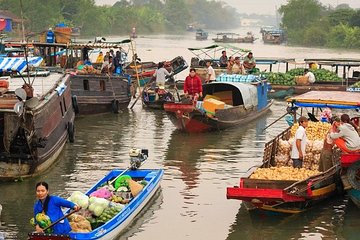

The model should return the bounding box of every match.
[204,82,258,109]
[287,91,360,109]
[188,44,251,61]
[0,57,43,73]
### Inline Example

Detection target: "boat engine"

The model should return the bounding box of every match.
[129,148,148,170]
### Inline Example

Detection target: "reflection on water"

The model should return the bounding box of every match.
[0,32,360,239]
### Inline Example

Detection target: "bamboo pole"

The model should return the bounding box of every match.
[129,40,142,109]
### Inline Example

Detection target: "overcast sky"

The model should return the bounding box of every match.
[95,0,360,15]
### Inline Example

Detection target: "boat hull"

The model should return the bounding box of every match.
[28,169,164,240]
[227,165,339,214]
[164,100,273,133]
[348,189,360,207]
[0,74,75,181]
[69,74,130,114]
[270,84,347,95]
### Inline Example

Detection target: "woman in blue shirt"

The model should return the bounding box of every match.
[34,182,79,234]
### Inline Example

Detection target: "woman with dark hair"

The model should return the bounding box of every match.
[33,182,79,234]
[153,62,171,87]
[330,114,360,152]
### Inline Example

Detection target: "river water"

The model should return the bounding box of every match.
[1,28,360,240]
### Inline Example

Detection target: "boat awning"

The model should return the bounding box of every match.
[287,91,360,109]
[204,82,258,109]
[0,57,43,73]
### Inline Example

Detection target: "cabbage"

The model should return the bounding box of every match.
[93,206,105,217]
[69,191,89,209]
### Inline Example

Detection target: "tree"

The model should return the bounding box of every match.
[349,10,360,27]
[328,8,355,26]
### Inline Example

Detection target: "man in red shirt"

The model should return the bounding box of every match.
[184,68,203,99]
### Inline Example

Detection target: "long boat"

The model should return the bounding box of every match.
[287,91,360,208]
[28,168,164,240]
[142,86,175,110]
[212,32,255,43]
[0,57,75,181]
[226,90,360,213]
[164,78,273,133]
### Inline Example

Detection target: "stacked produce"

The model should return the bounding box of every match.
[290,122,331,141]
[275,122,330,170]
[250,166,321,181]
[64,176,148,231]
[263,68,341,85]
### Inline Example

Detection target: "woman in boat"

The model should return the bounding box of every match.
[227,56,235,74]
[33,182,80,235]
[330,114,360,152]
[183,68,203,100]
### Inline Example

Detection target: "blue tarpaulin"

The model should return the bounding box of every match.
[0,57,43,73]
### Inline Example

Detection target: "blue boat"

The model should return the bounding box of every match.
[28,168,164,240]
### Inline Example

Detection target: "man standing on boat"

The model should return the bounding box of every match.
[184,68,203,100]
[243,52,256,73]
[153,62,171,87]
[219,51,228,68]
[291,116,308,168]
[205,61,216,83]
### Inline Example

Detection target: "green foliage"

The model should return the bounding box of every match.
[279,0,360,49]
[328,8,355,26]
[0,0,238,37]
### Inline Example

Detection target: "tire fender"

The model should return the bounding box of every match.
[112,99,119,113]
[67,122,75,143]
[72,95,79,114]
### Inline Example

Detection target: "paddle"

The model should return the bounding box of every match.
[129,78,154,109]
[174,80,181,102]
[262,111,289,131]
[42,208,80,232]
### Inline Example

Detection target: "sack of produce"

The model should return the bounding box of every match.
[88,197,110,217]
[30,213,52,233]
[90,187,113,199]
[128,179,144,197]
[68,191,89,209]
[295,76,309,85]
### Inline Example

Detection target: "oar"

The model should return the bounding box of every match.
[129,78,153,109]
[108,166,131,186]
[174,80,181,102]
[42,208,80,232]
[262,112,289,131]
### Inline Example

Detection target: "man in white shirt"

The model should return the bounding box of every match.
[206,61,216,83]
[291,116,309,168]
[304,69,316,84]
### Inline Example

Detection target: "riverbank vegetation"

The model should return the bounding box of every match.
[279,0,360,49]
[0,0,239,36]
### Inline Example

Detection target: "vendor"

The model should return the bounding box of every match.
[290,116,309,168]
[304,69,316,84]
[330,114,360,152]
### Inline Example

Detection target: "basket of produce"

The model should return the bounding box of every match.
[295,76,310,85]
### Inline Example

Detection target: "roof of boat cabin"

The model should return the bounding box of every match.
[4,72,65,97]
[287,91,360,108]
[188,44,250,53]
[204,81,258,109]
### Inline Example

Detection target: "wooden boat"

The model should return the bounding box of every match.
[195,29,208,41]
[287,91,360,208]
[69,74,131,114]
[213,32,255,43]
[188,44,251,82]
[0,57,75,181]
[142,86,175,110]
[28,168,164,240]
[164,79,273,133]
[226,126,340,214]
[125,56,188,87]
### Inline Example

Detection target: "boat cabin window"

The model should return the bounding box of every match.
[100,80,106,91]
[83,79,89,90]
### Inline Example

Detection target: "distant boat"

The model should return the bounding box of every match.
[213,32,256,43]
[195,29,208,41]
[260,26,286,44]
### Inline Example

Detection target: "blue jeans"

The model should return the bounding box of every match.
[292,159,303,168]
